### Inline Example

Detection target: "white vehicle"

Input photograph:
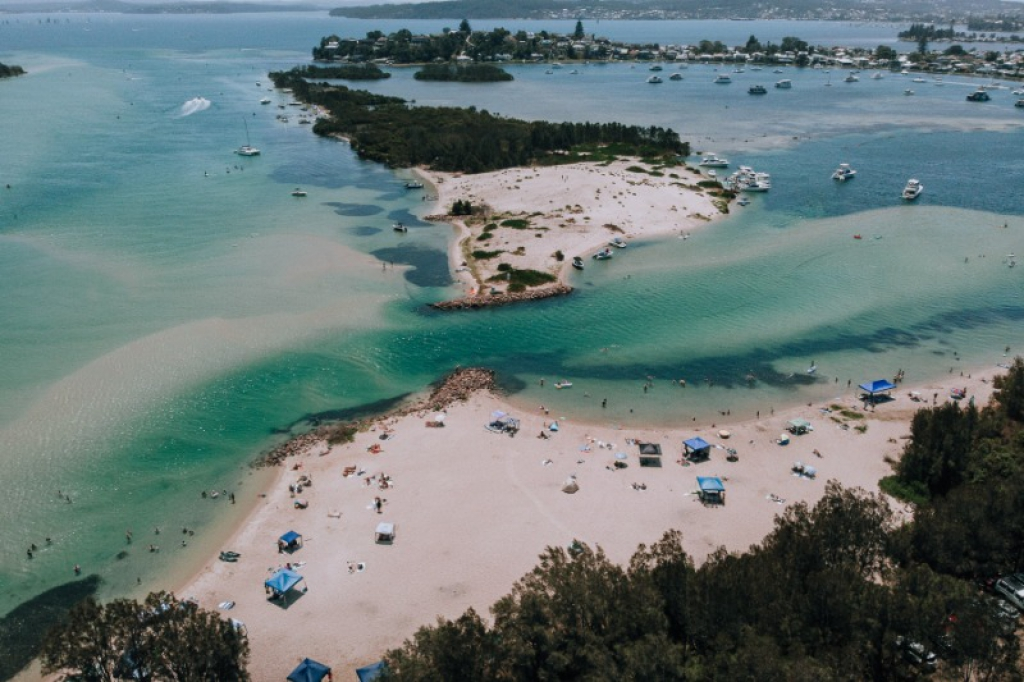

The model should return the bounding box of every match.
[995,575,1024,611]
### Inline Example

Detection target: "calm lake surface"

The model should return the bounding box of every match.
[0,13,1022,628]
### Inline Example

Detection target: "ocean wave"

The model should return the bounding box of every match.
[179,96,211,117]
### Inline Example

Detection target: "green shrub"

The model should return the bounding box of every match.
[500,218,530,229]
[878,475,929,506]
[472,250,503,260]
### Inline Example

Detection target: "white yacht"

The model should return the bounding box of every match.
[646,75,663,84]
[902,179,923,200]
[234,119,260,156]
[844,73,859,83]
[669,73,683,81]
[775,79,792,89]
[714,74,732,84]
[831,163,857,181]
[871,72,884,80]
[698,154,729,168]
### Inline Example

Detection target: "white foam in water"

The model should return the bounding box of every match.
[178,96,211,117]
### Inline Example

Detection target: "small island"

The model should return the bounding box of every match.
[287,63,390,81]
[269,65,730,309]
[0,62,26,79]
[414,63,513,82]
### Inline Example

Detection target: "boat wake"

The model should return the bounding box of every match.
[178,96,211,117]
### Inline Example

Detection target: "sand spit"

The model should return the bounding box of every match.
[183,364,1004,680]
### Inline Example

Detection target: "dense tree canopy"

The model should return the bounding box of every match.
[41,591,249,682]
[414,63,513,82]
[269,69,687,173]
[0,62,26,78]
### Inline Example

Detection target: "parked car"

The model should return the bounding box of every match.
[994,599,1020,635]
[896,636,938,672]
[994,574,1024,611]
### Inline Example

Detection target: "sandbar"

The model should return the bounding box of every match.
[421,159,727,298]
[181,363,1005,679]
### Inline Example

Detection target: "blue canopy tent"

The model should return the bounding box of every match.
[355,661,386,682]
[278,530,303,553]
[859,379,896,402]
[265,568,305,605]
[683,437,711,462]
[697,476,726,505]
[287,657,332,682]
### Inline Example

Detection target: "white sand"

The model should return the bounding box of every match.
[422,160,726,294]
[182,368,1002,679]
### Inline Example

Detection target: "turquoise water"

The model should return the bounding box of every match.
[0,14,1022,628]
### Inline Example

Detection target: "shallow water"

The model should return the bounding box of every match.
[0,14,1022,628]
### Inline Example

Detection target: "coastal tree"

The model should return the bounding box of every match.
[574,20,585,40]
[875,45,897,62]
[41,591,249,682]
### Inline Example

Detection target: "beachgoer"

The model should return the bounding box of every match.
[74,564,81,575]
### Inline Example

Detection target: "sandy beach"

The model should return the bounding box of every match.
[421,159,727,297]
[181,363,1005,680]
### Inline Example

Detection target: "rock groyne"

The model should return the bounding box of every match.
[255,367,497,467]
[431,284,573,310]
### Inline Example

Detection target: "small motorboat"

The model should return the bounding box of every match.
[592,248,613,261]
[748,84,767,95]
[393,222,408,232]
[571,256,584,270]
[259,97,271,105]
[291,188,307,197]
[902,179,923,201]
[404,181,424,189]
[853,234,863,239]
[807,362,817,375]
[737,197,750,206]
[554,381,573,389]
[609,236,627,248]
[831,163,856,181]
[219,551,241,562]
